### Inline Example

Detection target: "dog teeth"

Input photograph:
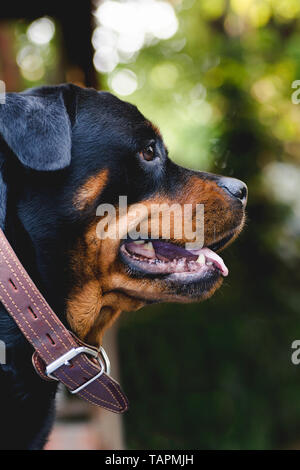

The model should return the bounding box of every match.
[196,254,206,265]
[206,261,213,266]
[133,240,145,244]
[143,241,153,249]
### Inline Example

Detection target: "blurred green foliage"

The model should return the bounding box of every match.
[108,0,300,449]
[14,17,59,87]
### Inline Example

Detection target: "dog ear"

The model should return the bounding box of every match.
[0,86,75,171]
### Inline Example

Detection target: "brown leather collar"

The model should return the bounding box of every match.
[0,228,128,413]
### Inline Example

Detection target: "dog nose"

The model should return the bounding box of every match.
[218,176,248,206]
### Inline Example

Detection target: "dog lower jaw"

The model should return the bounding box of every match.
[112,264,224,304]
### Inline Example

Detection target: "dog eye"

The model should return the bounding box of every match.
[139,145,155,162]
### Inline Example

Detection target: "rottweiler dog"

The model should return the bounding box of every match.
[0,84,247,449]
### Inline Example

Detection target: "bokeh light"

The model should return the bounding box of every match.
[16,45,45,81]
[150,63,179,89]
[15,17,57,84]
[93,46,119,73]
[109,69,138,95]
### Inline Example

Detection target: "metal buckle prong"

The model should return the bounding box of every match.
[45,346,109,394]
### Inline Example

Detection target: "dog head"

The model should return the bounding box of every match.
[0,84,247,345]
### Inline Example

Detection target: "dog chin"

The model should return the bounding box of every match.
[162,269,224,300]
[151,272,224,303]
[114,270,223,304]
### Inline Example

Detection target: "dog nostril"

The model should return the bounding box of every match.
[218,177,248,205]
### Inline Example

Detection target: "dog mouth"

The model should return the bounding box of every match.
[119,234,234,282]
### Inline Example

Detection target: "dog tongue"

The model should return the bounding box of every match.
[198,247,228,276]
[152,242,228,276]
